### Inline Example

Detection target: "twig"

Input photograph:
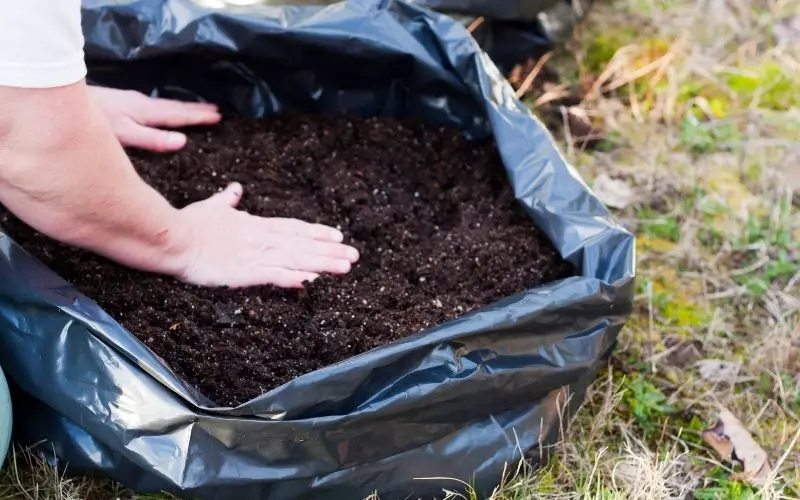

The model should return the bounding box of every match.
[515,52,554,99]
[655,417,670,464]
[730,255,770,276]
[466,16,484,34]
[643,36,687,103]
[532,83,571,107]
[602,52,677,94]
[561,106,576,157]
[587,47,634,99]
[629,81,643,124]
[761,425,800,493]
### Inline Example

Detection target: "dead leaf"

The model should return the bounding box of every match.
[592,173,640,209]
[664,337,703,367]
[702,409,772,486]
[564,107,604,146]
[696,359,741,383]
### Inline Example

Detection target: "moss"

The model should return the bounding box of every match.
[583,27,638,73]
[705,170,761,217]
[643,266,710,328]
[675,80,732,119]
[742,163,762,184]
[679,118,741,154]
[632,38,671,70]
[721,62,800,111]
[637,208,681,241]
[675,62,800,119]
[670,412,707,447]
[637,235,677,254]
[662,301,711,327]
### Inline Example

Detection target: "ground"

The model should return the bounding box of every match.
[1,0,799,498]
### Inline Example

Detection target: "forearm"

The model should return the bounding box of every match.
[0,82,189,275]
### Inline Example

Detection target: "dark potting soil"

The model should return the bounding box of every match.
[0,113,575,407]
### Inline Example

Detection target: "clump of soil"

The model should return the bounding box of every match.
[0,113,575,407]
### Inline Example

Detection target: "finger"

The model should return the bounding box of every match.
[262,217,344,242]
[204,182,243,208]
[256,268,319,289]
[115,119,189,152]
[279,236,360,263]
[266,250,352,275]
[137,97,221,128]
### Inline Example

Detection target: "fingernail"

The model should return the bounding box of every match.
[166,132,186,149]
[229,182,242,196]
[331,230,344,242]
[338,260,351,273]
[346,247,359,262]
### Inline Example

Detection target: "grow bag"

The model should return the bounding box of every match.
[0,0,635,498]
[197,0,561,21]
[409,0,561,20]
[413,0,597,69]
[196,0,583,72]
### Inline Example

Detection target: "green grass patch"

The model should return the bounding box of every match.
[693,467,759,500]
[622,375,677,431]
[679,117,742,154]
[637,208,681,241]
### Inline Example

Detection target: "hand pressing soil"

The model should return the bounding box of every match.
[0,113,575,407]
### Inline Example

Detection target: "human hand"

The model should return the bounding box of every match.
[87,86,221,152]
[174,183,359,288]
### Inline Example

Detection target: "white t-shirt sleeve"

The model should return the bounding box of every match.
[0,0,87,88]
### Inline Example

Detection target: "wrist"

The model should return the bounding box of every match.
[82,200,194,279]
[154,208,195,278]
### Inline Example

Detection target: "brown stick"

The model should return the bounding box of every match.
[466,17,484,34]
[515,52,554,99]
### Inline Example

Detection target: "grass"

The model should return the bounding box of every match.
[2,0,800,498]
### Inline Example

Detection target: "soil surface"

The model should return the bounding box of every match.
[0,113,575,406]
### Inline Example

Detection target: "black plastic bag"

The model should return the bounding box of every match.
[229,0,591,72]
[0,0,634,498]
[410,0,597,70]
[195,0,561,21]
[408,0,560,20]
[462,0,595,72]
[464,17,553,72]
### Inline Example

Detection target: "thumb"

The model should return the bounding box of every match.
[205,182,243,208]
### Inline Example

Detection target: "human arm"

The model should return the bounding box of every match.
[0,1,358,288]
[0,81,359,288]
[0,83,193,276]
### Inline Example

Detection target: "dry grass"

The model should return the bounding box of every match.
[486,0,800,497]
[2,0,800,498]
[0,445,154,500]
